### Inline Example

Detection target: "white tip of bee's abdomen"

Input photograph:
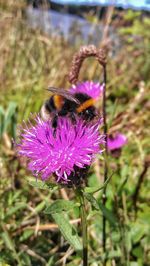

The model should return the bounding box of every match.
[40,104,51,121]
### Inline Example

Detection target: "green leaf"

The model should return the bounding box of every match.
[84,175,111,194]
[0,102,18,139]
[52,213,82,251]
[131,223,146,244]
[29,179,58,190]
[0,262,11,266]
[125,231,132,252]
[46,257,55,266]
[108,99,118,129]
[19,253,32,266]
[3,102,17,133]
[19,229,34,242]
[130,262,139,266]
[10,112,17,139]
[111,232,120,243]
[84,193,99,211]
[107,249,121,259]
[132,246,143,259]
[2,224,26,266]
[85,193,117,226]
[44,200,77,214]
[1,231,15,252]
[5,203,27,218]
[117,176,129,195]
[34,200,47,214]
[0,106,5,138]
[98,201,117,227]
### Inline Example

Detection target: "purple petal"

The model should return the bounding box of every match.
[70,81,104,99]
[107,133,127,151]
[16,115,104,183]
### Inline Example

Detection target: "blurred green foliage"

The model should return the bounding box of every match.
[0,102,17,139]
[0,1,150,266]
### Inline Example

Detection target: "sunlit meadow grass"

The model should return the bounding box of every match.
[0,1,150,265]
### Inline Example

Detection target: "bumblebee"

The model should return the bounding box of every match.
[40,87,97,128]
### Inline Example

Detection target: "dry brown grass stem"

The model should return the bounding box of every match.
[68,45,107,84]
[60,188,69,200]
[28,218,81,232]
[55,247,74,266]
[20,244,47,264]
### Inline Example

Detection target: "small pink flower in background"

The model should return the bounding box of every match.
[16,116,104,184]
[70,81,104,99]
[107,133,127,151]
[70,81,127,153]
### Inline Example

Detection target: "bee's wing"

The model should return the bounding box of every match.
[47,87,80,104]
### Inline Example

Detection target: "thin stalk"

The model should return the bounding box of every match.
[132,160,149,210]
[78,190,88,266]
[102,65,108,264]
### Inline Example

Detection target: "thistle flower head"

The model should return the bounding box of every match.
[108,133,127,151]
[70,81,104,99]
[17,115,104,184]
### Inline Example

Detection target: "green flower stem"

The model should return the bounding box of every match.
[102,65,108,266]
[78,189,88,266]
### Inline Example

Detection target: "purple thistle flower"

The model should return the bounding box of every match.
[107,133,127,151]
[16,116,104,184]
[70,81,104,99]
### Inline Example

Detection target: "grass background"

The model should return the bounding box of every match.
[0,1,150,265]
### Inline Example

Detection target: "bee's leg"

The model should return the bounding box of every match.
[52,114,58,136]
[70,112,76,124]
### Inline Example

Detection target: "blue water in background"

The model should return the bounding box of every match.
[26,7,103,42]
[26,0,149,49]
[26,7,120,53]
[51,0,150,11]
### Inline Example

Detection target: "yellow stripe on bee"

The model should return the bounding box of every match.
[53,95,64,110]
[76,98,95,113]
